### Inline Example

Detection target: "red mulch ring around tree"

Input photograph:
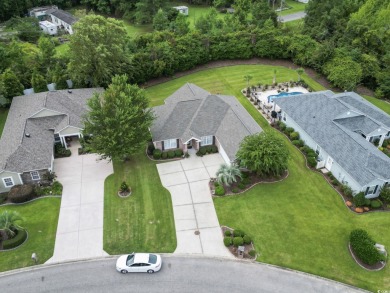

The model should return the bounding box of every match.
[210,170,288,196]
[348,244,386,271]
[222,226,256,260]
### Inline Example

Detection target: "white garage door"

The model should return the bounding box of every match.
[218,144,231,165]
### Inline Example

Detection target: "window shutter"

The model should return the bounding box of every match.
[373,185,378,194]
[365,187,369,195]
[213,136,215,145]
[162,141,165,151]
[176,139,179,149]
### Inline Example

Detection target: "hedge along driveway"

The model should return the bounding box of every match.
[145,65,390,291]
[0,198,61,272]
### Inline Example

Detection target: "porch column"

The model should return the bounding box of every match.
[379,135,385,147]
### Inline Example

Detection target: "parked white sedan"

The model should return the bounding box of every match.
[116,253,162,274]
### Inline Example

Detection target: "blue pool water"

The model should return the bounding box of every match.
[267,91,303,103]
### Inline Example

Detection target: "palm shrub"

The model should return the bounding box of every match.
[350,229,383,265]
[216,164,242,187]
[0,211,24,250]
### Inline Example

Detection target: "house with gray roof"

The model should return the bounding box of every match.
[0,88,102,193]
[150,83,263,164]
[48,9,77,34]
[275,91,390,198]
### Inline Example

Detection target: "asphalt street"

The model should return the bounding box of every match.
[0,256,366,293]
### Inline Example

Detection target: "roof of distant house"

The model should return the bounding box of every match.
[49,9,77,25]
[150,83,262,161]
[275,91,390,186]
[0,88,103,173]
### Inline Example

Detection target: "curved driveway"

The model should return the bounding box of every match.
[0,256,366,293]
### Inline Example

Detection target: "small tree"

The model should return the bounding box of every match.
[243,75,253,88]
[296,68,305,82]
[0,211,23,250]
[380,186,390,203]
[153,9,169,31]
[216,164,242,187]
[236,132,289,176]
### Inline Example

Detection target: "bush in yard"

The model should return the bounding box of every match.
[243,235,252,245]
[224,230,232,237]
[51,181,63,195]
[174,149,183,157]
[290,132,300,140]
[371,200,382,209]
[214,181,220,187]
[249,249,256,257]
[214,185,225,196]
[233,237,244,247]
[285,127,294,134]
[8,185,35,203]
[206,146,213,153]
[199,147,207,155]
[380,186,390,203]
[153,149,162,159]
[233,230,245,237]
[161,152,168,159]
[238,182,246,189]
[210,145,218,153]
[341,184,353,198]
[167,150,175,158]
[328,172,335,180]
[300,146,311,154]
[241,178,250,185]
[147,142,155,155]
[120,181,130,192]
[292,140,304,147]
[0,193,7,205]
[224,237,232,246]
[331,179,339,186]
[353,192,366,207]
[307,156,317,168]
[241,172,249,179]
[350,229,383,265]
[279,123,286,131]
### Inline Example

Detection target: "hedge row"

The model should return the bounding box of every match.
[153,149,183,159]
[2,229,28,250]
[350,229,383,265]
[196,145,218,156]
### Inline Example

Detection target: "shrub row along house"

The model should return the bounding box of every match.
[150,83,262,164]
[0,89,102,193]
[276,91,390,198]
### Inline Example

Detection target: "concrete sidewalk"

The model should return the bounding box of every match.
[46,142,113,263]
[157,153,232,258]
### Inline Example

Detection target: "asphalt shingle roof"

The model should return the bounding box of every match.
[49,9,77,25]
[150,83,262,161]
[0,88,102,173]
[275,91,390,186]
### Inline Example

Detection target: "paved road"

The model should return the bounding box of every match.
[280,11,306,22]
[0,256,366,293]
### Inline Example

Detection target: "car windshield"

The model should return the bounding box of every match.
[126,254,135,266]
[148,254,157,264]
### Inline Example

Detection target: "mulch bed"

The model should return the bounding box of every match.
[210,170,288,196]
[348,243,386,271]
[222,226,256,260]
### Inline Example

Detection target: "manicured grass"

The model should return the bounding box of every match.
[363,95,390,115]
[103,153,176,254]
[279,0,307,16]
[123,21,153,37]
[145,65,390,291]
[0,198,61,272]
[55,43,70,57]
[282,18,304,33]
[0,108,9,137]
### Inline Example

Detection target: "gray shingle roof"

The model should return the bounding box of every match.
[49,9,77,25]
[334,116,379,136]
[150,84,263,161]
[0,88,102,173]
[275,91,390,186]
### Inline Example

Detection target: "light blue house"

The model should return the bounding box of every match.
[276,91,390,198]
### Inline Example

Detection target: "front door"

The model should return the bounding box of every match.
[187,140,193,149]
[325,156,333,170]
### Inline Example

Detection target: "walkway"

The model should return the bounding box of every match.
[46,141,113,263]
[156,153,232,258]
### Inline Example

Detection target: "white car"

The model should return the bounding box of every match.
[116,253,162,274]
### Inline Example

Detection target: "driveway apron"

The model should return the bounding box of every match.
[157,153,233,258]
[46,145,113,263]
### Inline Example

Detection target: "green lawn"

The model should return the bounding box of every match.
[145,65,390,291]
[363,95,390,115]
[55,43,70,57]
[103,153,176,254]
[123,21,153,37]
[279,0,307,16]
[0,108,9,137]
[282,18,305,33]
[0,198,61,272]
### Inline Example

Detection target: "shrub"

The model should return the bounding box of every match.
[224,237,232,247]
[350,229,382,265]
[153,149,162,159]
[341,184,353,198]
[241,172,249,179]
[238,182,246,189]
[331,179,339,186]
[175,149,183,157]
[233,230,245,237]
[199,147,207,155]
[279,123,286,131]
[307,156,317,168]
[285,127,294,134]
[54,143,71,158]
[224,230,232,237]
[364,198,371,206]
[353,192,366,207]
[210,145,218,153]
[241,178,250,185]
[243,235,252,245]
[249,249,256,257]
[161,152,168,159]
[371,200,382,209]
[147,142,155,155]
[167,150,175,158]
[51,181,63,195]
[8,184,35,203]
[232,187,239,193]
[292,140,304,147]
[215,185,225,196]
[306,150,317,158]
[328,173,335,180]
[214,181,220,187]
[300,146,311,154]
[2,229,28,250]
[120,181,130,193]
[380,186,390,203]
[233,237,244,247]
[290,132,300,140]
[206,146,213,153]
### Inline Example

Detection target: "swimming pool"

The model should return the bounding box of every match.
[267,91,303,103]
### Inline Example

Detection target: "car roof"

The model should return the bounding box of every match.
[134,253,150,263]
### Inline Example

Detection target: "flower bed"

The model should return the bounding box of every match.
[222,226,256,259]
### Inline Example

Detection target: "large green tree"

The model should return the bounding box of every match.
[236,132,289,176]
[68,15,130,87]
[1,69,23,100]
[324,55,363,90]
[83,75,154,161]
[0,210,23,250]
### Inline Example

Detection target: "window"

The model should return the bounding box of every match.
[30,171,40,180]
[282,112,286,121]
[164,139,177,150]
[201,135,213,146]
[2,177,14,188]
[315,145,321,155]
[365,185,378,195]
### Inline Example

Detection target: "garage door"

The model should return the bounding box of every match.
[218,144,231,165]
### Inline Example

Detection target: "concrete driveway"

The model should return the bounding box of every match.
[46,145,113,263]
[157,153,232,258]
